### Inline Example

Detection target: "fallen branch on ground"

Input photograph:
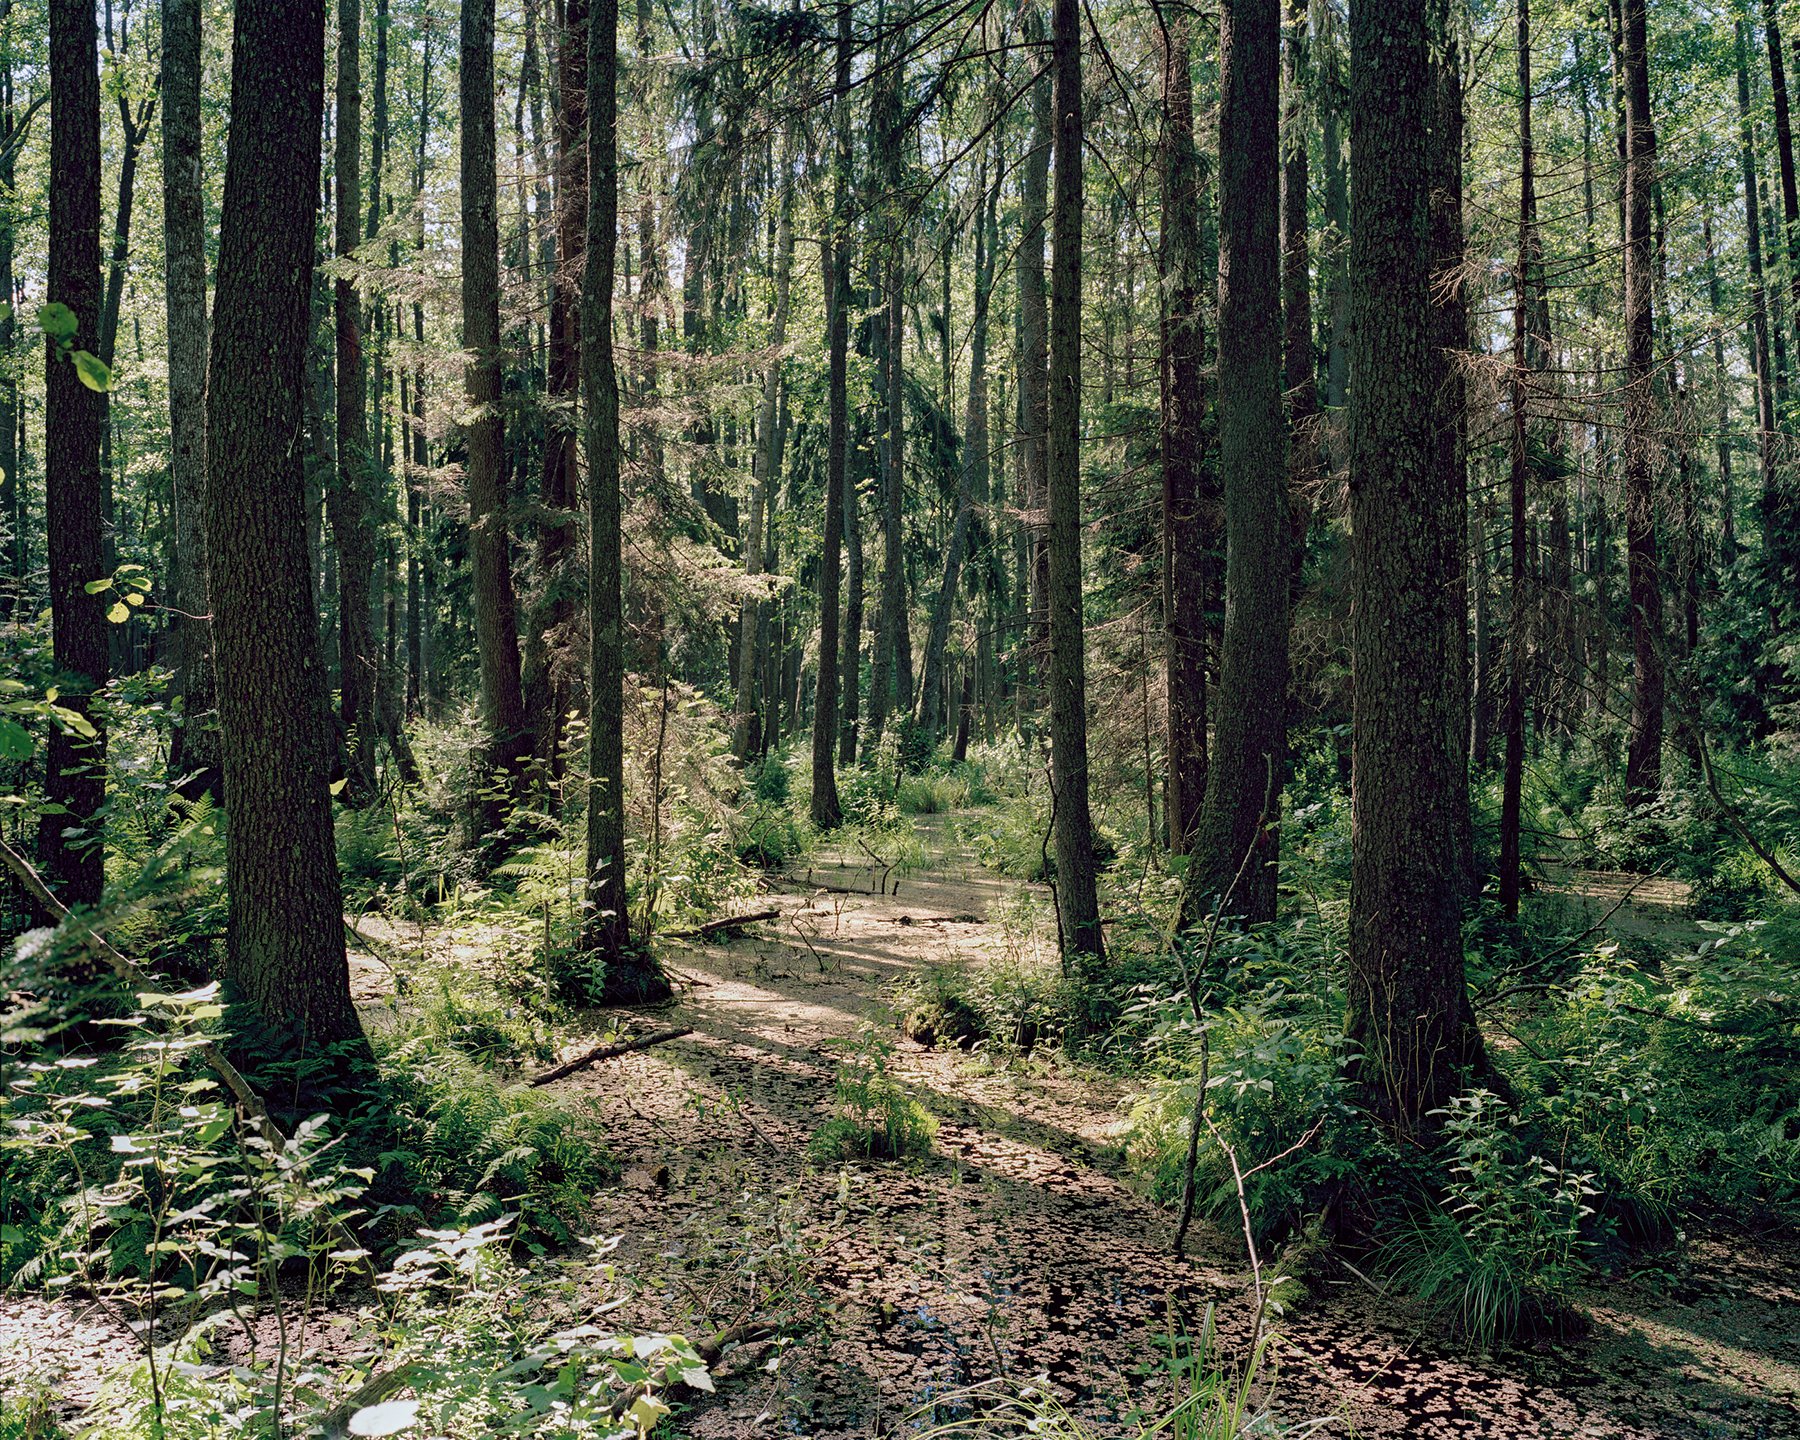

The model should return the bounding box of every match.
[666,908,781,940]
[527,1026,693,1087]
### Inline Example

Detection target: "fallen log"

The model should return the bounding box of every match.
[527,1025,693,1087]
[666,908,781,940]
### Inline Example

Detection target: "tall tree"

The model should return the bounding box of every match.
[582,0,668,1001]
[0,0,22,617]
[462,0,531,833]
[206,0,362,1046]
[1344,0,1484,1137]
[40,0,107,910]
[1046,0,1104,967]
[1155,0,1209,856]
[1188,0,1289,922]
[1621,0,1663,805]
[1762,0,1800,609]
[332,0,379,801]
[161,0,219,803]
[1017,4,1052,669]
[1737,20,1780,563]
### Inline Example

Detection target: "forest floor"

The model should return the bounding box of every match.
[5,816,1797,1437]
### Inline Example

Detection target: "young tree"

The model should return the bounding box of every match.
[40,0,107,911]
[161,0,218,803]
[1344,0,1484,1137]
[1154,0,1209,857]
[582,0,669,1002]
[462,0,531,829]
[1188,0,1289,922]
[1621,0,1663,806]
[205,0,362,1046]
[1046,0,1104,967]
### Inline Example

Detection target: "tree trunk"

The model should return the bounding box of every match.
[1762,1,1800,613]
[0,21,16,618]
[1344,0,1484,1140]
[839,419,864,765]
[1319,24,1350,420]
[329,0,379,803]
[1046,0,1104,968]
[40,0,108,911]
[1703,213,1737,565]
[462,0,531,835]
[1156,0,1209,857]
[582,0,667,1001]
[1018,4,1052,675]
[1738,21,1781,561]
[1188,0,1289,923]
[809,2,852,831]
[1621,0,1663,807]
[732,139,796,761]
[160,0,219,803]
[206,0,362,1048]
[523,0,587,777]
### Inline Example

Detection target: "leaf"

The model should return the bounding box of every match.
[72,351,113,393]
[0,718,32,761]
[38,302,77,339]
[329,778,348,796]
[347,1400,420,1437]
[110,1135,145,1154]
[107,601,130,624]
[627,1395,671,1432]
[84,578,113,594]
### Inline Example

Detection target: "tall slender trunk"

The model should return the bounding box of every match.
[1763,2,1800,614]
[463,0,531,833]
[0,13,17,617]
[732,141,796,761]
[1738,20,1781,552]
[1156,0,1209,856]
[1319,19,1350,419]
[1621,0,1663,806]
[1345,0,1484,1142]
[1283,0,1319,569]
[810,2,852,830]
[1189,0,1289,923]
[1703,213,1737,565]
[1018,5,1052,675]
[161,0,219,802]
[40,0,108,909]
[406,25,434,718]
[1046,0,1104,967]
[206,0,362,1048]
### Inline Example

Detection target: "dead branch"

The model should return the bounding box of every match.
[527,1025,693,1087]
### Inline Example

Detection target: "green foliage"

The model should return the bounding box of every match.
[891,958,1075,1056]
[1378,1091,1599,1349]
[809,1024,937,1162]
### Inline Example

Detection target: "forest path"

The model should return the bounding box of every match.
[549,813,1800,1439]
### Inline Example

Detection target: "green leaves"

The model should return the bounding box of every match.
[72,350,113,393]
[37,301,77,339]
[35,302,114,391]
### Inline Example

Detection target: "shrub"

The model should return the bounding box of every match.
[810,1025,937,1162]
[897,770,969,815]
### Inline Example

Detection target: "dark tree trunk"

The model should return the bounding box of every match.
[1344,0,1484,1140]
[330,0,379,803]
[0,21,17,617]
[206,0,362,1047]
[1018,4,1052,674]
[582,0,667,1001]
[1189,0,1289,923]
[405,25,435,718]
[1738,21,1781,554]
[1319,25,1350,419]
[1621,0,1663,806]
[523,0,587,776]
[463,0,531,833]
[1703,214,1737,565]
[1156,0,1209,857]
[1282,0,1320,569]
[1046,0,1104,967]
[839,418,863,765]
[40,0,108,911]
[161,0,220,803]
[810,2,852,831]
[1762,2,1800,612]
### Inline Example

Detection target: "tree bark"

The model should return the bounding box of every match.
[1018,4,1052,676]
[462,0,531,835]
[1344,0,1484,1140]
[1762,1,1800,613]
[1738,20,1781,561]
[1156,0,1209,857]
[40,0,108,911]
[1046,0,1104,968]
[206,0,362,1048]
[809,2,852,831]
[1188,0,1289,923]
[0,20,17,617]
[1621,0,1663,806]
[161,0,219,803]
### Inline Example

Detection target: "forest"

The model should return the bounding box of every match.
[1,0,1798,1433]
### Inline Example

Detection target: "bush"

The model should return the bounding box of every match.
[810,1025,937,1162]
[897,770,969,815]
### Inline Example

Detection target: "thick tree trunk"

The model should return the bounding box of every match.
[1344,0,1484,1140]
[330,0,379,803]
[809,3,852,831]
[1762,2,1800,612]
[161,0,220,803]
[1156,0,1209,857]
[206,0,362,1048]
[40,0,108,911]
[1189,0,1289,923]
[582,0,667,1000]
[523,0,587,777]
[1621,0,1663,806]
[462,0,531,835]
[1046,0,1104,968]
